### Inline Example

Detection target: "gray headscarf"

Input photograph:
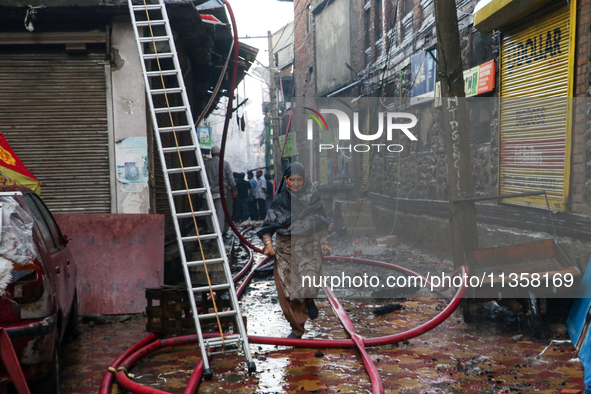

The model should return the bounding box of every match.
[257,163,329,238]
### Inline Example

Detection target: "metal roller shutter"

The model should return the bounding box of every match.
[0,51,111,213]
[499,2,575,211]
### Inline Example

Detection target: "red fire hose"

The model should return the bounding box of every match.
[324,284,384,394]
[100,248,468,394]
[99,1,469,393]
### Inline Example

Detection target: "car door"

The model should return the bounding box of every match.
[23,193,73,330]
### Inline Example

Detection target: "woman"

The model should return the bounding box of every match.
[257,163,332,339]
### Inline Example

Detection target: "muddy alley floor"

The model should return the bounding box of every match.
[61,297,585,392]
[60,236,585,393]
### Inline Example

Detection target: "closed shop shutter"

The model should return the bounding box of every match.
[499,2,575,211]
[0,51,111,213]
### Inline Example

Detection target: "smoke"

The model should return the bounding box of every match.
[207,110,267,174]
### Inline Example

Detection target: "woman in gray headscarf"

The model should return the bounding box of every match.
[257,163,332,338]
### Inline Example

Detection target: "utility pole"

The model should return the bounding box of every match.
[268,31,283,187]
[433,0,478,268]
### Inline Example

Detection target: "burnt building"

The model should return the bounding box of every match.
[290,0,591,263]
[0,0,257,314]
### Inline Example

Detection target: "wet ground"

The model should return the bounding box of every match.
[60,232,585,393]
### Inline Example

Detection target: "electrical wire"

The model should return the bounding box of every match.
[194,33,235,128]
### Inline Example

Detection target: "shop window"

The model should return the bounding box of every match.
[401,0,413,16]
[375,0,383,39]
[469,30,493,68]
[388,0,398,31]
[364,7,371,50]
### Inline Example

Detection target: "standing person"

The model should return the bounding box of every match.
[257,163,332,338]
[204,146,237,235]
[234,173,251,222]
[264,173,274,212]
[255,169,267,220]
[247,170,258,220]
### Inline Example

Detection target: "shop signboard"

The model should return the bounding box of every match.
[197,126,212,148]
[434,60,496,107]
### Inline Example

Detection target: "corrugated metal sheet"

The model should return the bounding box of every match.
[0,52,111,213]
[499,3,573,211]
[272,22,294,70]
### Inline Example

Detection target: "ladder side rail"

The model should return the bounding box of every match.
[127,0,212,371]
[157,0,254,362]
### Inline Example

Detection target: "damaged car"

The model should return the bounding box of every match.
[0,187,77,393]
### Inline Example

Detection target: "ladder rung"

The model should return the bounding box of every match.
[136,20,166,27]
[186,257,225,268]
[162,145,198,154]
[171,187,206,196]
[132,4,162,11]
[181,234,218,243]
[143,52,175,60]
[205,335,242,347]
[166,166,201,175]
[158,125,192,133]
[206,346,242,356]
[146,70,178,77]
[192,283,230,293]
[176,210,211,219]
[154,106,187,114]
[139,36,170,43]
[198,310,237,320]
[150,87,183,94]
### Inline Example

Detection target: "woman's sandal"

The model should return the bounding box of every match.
[307,300,319,320]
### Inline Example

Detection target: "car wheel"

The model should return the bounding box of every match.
[65,292,80,340]
[32,336,61,394]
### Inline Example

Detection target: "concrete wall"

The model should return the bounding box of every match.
[315,0,353,96]
[55,213,164,315]
[110,18,150,214]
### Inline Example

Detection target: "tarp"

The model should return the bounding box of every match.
[567,258,591,393]
[0,134,40,195]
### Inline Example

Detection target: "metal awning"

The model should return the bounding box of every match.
[195,0,224,10]
[473,0,553,34]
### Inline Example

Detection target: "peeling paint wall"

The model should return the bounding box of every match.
[110,18,150,214]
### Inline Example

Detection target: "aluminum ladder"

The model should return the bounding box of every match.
[127,0,255,378]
